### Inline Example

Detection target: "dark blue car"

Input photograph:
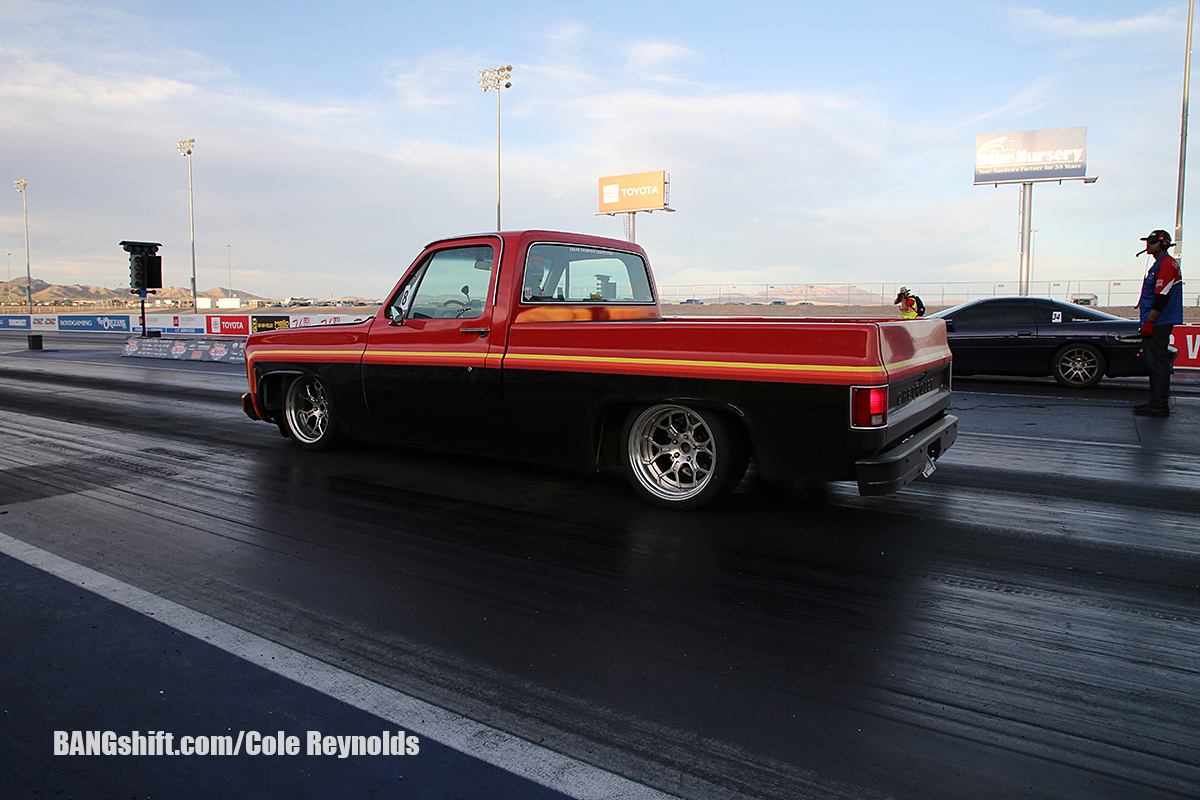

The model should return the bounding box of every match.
[930,297,1146,389]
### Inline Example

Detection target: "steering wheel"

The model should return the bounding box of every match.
[435,298,471,319]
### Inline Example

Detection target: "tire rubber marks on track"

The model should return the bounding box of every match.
[915,571,1200,626]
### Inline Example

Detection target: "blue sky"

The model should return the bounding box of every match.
[0,1,1194,298]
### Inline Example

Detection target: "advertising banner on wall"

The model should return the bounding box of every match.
[32,315,58,331]
[974,127,1087,184]
[131,314,206,334]
[251,315,291,332]
[0,315,30,330]
[56,314,131,333]
[1173,325,1200,369]
[597,170,670,213]
[206,315,250,336]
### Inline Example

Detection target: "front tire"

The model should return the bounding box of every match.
[1052,343,1105,389]
[283,375,341,450]
[621,403,748,510]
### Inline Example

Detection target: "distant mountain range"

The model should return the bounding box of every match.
[0,278,265,304]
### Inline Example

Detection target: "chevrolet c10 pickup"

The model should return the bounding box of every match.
[242,230,958,509]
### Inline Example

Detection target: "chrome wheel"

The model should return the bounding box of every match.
[622,404,747,509]
[1053,343,1104,389]
[284,376,338,448]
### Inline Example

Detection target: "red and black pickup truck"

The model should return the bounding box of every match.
[242,230,957,509]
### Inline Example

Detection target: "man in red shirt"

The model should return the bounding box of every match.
[1134,229,1183,417]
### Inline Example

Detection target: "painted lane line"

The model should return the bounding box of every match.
[955,431,1142,449]
[0,531,678,800]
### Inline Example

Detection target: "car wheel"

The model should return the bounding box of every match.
[621,403,749,510]
[1052,343,1106,389]
[283,375,341,450]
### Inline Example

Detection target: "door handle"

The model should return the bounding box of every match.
[1017,330,1033,336]
[460,327,490,337]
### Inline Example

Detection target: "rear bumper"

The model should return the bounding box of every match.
[855,414,958,495]
[242,392,262,421]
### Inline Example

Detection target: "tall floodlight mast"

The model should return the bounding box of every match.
[178,138,197,312]
[478,65,513,231]
[14,180,31,314]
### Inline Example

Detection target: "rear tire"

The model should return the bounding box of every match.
[1052,343,1105,389]
[621,403,749,510]
[283,375,341,450]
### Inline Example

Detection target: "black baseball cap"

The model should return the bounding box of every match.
[1141,229,1174,246]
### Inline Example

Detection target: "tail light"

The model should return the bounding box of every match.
[852,386,888,428]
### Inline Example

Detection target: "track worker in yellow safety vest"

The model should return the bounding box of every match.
[894,287,924,319]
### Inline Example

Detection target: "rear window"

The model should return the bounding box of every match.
[1048,301,1125,322]
[520,243,654,304]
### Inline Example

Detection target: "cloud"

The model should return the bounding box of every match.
[625,40,695,72]
[387,52,493,108]
[961,76,1057,127]
[1008,8,1176,39]
[543,21,589,44]
[0,57,197,115]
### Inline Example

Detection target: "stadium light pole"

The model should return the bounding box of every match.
[178,138,197,312]
[478,65,513,231]
[227,244,232,299]
[1176,0,1195,264]
[5,252,10,304]
[14,180,31,315]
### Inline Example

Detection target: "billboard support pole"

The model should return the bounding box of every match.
[1177,0,1194,263]
[1018,182,1033,296]
[624,212,636,243]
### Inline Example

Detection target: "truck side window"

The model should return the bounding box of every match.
[390,245,495,321]
[521,244,654,304]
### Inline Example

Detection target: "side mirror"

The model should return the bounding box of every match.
[461,285,470,301]
[388,305,404,326]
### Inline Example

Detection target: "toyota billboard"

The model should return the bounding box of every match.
[598,171,670,213]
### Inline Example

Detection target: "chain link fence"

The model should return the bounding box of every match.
[658,279,1194,309]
